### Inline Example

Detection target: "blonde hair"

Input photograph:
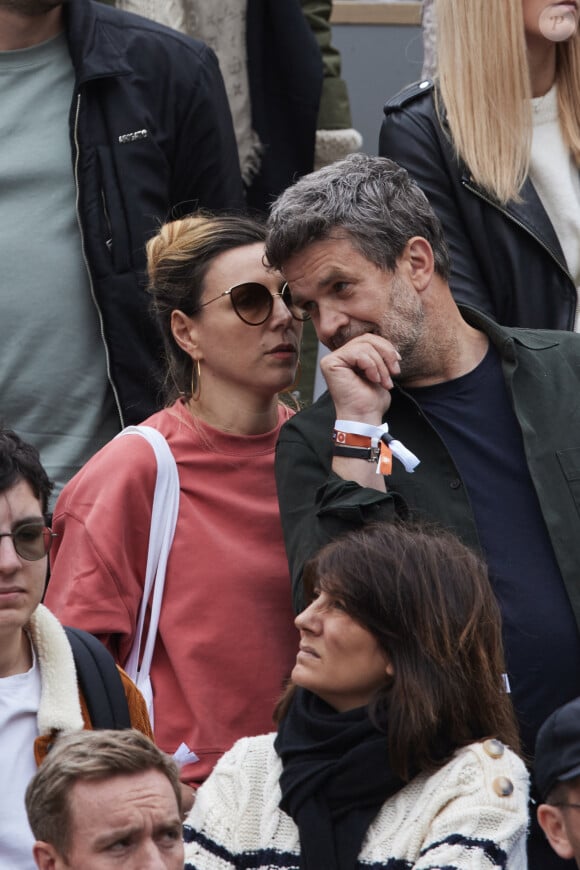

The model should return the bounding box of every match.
[146,211,266,402]
[435,0,580,203]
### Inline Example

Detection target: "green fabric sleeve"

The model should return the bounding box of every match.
[300,0,353,129]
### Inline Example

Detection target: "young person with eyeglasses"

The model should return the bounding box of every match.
[46,213,306,791]
[0,428,152,870]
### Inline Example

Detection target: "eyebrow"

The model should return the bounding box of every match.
[92,816,183,850]
[9,516,45,531]
[316,268,350,288]
[93,825,140,850]
[289,269,350,303]
[154,817,182,835]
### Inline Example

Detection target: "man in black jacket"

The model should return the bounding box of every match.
[0,0,244,503]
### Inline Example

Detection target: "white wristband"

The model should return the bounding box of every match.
[334,419,420,473]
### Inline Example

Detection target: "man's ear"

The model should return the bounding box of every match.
[170,309,201,359]
[537,804,575,860]
[398,236,434,293]
[32,841,61,869]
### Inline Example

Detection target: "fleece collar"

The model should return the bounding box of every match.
[27,605,84,735]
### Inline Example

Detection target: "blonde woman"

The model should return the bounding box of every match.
[380,0,580,331]
[46,213,305,790]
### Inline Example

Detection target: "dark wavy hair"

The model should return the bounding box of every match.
[277,521,520,780]
[0,427,52,516]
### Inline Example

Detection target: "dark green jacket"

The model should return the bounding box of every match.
[276,307,580,620]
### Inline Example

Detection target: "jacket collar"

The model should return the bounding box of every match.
[27,604,84,735]
[64,0,132,85]
[459,304,562,351]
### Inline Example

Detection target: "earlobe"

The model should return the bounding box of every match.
[171,309,200,359]
[537,804,575,860]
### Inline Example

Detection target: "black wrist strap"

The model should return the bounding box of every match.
[333,444,375,461]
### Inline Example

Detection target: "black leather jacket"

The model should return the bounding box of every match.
[64,0,244,425]
[379,80,577,331]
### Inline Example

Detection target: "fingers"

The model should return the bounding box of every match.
[320,335,400,422]
[351,348,399,389]
[321,335,401,390]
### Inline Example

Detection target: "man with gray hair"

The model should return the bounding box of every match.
[267,152,580,870]
[26,729,184,869]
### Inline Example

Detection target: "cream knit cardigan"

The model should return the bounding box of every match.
[184,732,529,869]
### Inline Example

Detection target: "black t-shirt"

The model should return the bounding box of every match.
[407,345,580,757]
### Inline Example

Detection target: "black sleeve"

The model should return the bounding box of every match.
[170,43,245,213]
[379,101,496,320]
[275,416,401,612]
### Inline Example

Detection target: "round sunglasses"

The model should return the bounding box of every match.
[199,281,310,325]
[0,523,56,561]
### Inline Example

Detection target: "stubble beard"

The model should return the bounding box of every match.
[326,275,430,383]
[378,276,428,384]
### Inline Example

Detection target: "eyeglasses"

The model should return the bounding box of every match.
[552,803,580,810]
[199,282,310,325]
[0,523,56,561]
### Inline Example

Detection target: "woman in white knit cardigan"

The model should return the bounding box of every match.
[184,522,529,870]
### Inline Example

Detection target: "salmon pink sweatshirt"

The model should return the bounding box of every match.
[46,399,298,785]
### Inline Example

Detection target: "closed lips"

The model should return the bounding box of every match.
[268,344,296,353]
[299,645,320,657]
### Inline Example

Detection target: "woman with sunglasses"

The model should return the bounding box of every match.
[0,428,152,870]
[184,521,529,869]
[46,212,306,791]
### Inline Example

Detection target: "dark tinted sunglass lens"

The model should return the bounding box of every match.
[282,284,310,321]
[14,524,49,561]
[231,283,272,324]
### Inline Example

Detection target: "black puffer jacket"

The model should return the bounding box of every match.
[65,0,244,424]
[380,80,577,331]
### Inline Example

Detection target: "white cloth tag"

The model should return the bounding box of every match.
[173,742,199,768]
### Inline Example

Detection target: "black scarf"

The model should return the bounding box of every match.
[274,689,407,870]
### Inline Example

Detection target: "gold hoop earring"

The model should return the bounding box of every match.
[190,360,202,402]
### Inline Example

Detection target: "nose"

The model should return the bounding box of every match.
[315,304,349,347]
[294,599,321,634]
[270,291,294,327]
[0,534,22,573]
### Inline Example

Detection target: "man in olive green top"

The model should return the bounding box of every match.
[266,152,580,870]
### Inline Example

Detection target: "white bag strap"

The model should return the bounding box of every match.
[115,425,180,692]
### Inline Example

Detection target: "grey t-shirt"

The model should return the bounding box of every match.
[0,33,120,505]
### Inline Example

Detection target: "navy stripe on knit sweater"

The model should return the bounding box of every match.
[184,824,506,869]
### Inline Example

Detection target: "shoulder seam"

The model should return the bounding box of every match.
[384,79,434,115]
